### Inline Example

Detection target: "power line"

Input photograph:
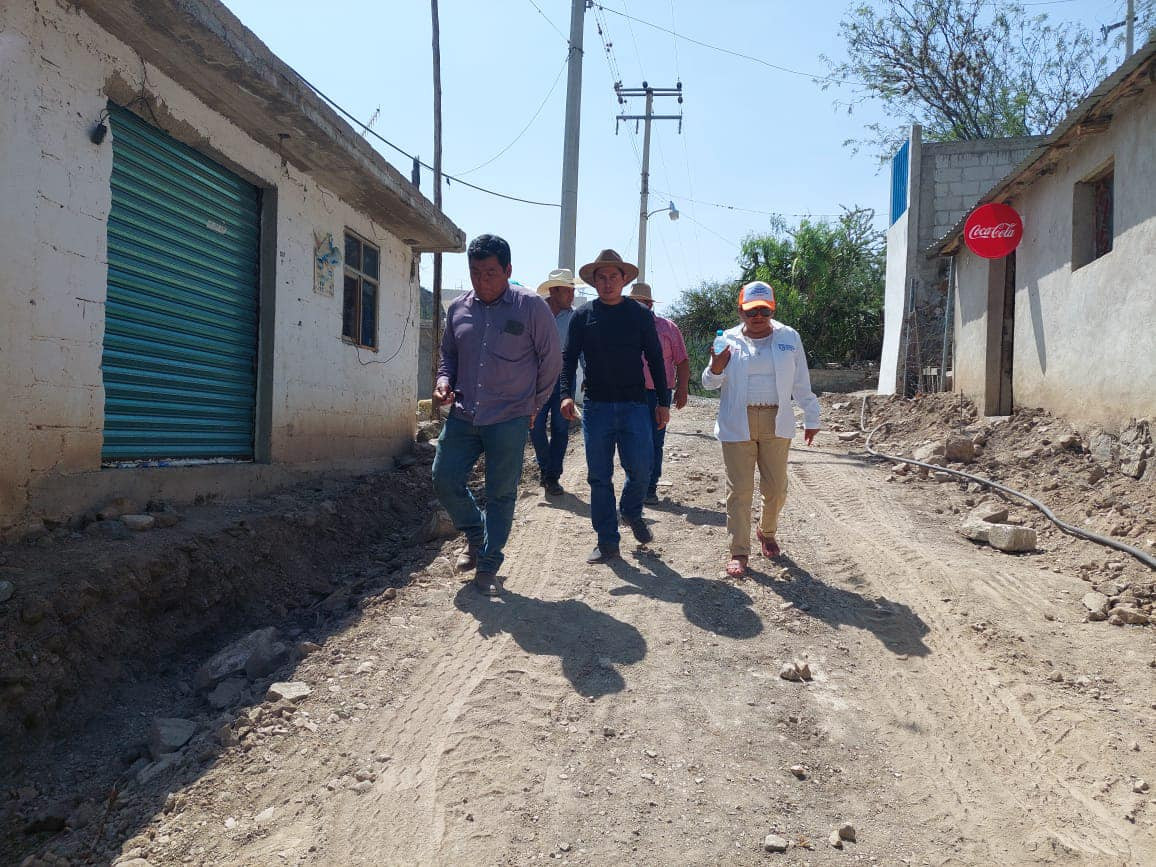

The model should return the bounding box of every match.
[294,72,560,207]
[593,3,861,86]
[525,0,569,41]
[456,54,569,176]
[651,188,846,219]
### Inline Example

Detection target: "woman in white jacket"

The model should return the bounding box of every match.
[701,281,820,578]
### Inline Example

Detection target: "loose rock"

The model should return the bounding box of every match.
[120,514,155,531]
[266,681,311,703]
[789,764,807,779]
[829,830,843,849]
[987,524,1037,553]
[0,579,14,604]
[207,677,247,710]
[838,822,857,842]
[763,833,790,853]
[148,717,196,759]
[195,627,281,690]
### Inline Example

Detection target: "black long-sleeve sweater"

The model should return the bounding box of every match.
[560,299,670,405]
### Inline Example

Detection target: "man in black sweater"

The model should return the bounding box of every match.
[561,249,669,563]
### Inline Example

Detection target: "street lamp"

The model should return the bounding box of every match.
[637,201,678,282]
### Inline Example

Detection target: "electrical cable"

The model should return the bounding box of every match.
[525,0,569,42]
[293,72,560,207]
[455,55,569,176]
[592,3,862,86]
[858,396,1156,571]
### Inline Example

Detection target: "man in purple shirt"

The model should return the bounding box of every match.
[432,235,561,595]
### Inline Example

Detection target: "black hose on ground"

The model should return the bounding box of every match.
[857,395,1156,572]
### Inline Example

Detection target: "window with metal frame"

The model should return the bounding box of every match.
[343,231,379,349]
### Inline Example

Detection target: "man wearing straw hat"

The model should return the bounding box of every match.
[560,249,669,564]
[628,281,690,504]
[530,268,578,497]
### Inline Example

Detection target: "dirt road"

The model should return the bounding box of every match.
[32,398,1156,865]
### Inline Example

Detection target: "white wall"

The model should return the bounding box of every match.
[951,84,1156,426]
[878,210,910,395]
[0,0,421,530]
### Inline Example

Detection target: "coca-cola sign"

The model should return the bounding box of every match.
[964,202,1023,258]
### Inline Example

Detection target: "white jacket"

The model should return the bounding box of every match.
[701,322,821,442]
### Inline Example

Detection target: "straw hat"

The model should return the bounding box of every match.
[578,249,639,285]
[628,282,654,302]
[536,268,577,296]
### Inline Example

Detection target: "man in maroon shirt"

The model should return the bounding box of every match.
[432,235,561,594]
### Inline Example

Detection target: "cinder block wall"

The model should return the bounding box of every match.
[0,0,421,532]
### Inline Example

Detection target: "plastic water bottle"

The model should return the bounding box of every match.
[711,329,728,355]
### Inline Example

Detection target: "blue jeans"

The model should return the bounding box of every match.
[432,413,529,574]
[644,388,673,495]
[529,380,569,481]
[582,400,654,548]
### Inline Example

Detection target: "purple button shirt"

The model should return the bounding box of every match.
[437,284,562,426]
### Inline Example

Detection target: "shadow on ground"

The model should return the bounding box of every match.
[454,585,646,698]
[646,498,726,527]
[605,551,763,640]
[747,555,931,657]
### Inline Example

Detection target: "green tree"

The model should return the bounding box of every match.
[669,209,885,392]
[825,0,1110,158]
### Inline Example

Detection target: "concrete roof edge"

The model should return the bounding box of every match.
[73,0,465,252]
[926,36,1156,259]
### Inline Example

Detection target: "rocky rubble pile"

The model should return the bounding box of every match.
[821,393,1154,631]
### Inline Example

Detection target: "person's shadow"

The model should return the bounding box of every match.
[454,585,646,698]
[606,552,763,639]
[645,498,726,527]
[748,555,931,657]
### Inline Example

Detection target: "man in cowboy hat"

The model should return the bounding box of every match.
[560,249,669,563]
[433,234,561,595]
[530,268,578,497]
[628,282,690,504]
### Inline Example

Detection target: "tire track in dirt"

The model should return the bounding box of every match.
[788,449,1139,861]
[234,496,578,865]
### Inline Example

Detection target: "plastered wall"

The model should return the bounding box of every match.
[0,0,422,531]
[952,84,1156,426]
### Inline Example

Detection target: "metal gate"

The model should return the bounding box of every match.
[102,104,261,461]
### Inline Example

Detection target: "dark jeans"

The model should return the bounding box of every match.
[644,388,673,495]
[432,413,529,574]
[582,400,653,548]
[529,380,569,481]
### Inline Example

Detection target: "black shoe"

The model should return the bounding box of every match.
[627,519,653,544]
[643,491,660,506]
[544,479,565,497]
[472,571,501,596]
[586,545,620,564]
[456,544,478,572]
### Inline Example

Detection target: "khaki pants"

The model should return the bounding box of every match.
[721,405,791,558]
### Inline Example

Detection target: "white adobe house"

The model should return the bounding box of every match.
[0,0,464,536]
[880,124,1044,395]
[931,38,1156,428]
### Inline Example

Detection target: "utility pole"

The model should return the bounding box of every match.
[1127,0,1135,57]
[616,82,683,282]
[430,0,444,416]
[557,0,588,272]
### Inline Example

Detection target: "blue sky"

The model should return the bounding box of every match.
[220,0,1129,313]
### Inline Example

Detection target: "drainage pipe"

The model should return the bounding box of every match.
[858,395,1156,571]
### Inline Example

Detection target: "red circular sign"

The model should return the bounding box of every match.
[964,202,1023,258]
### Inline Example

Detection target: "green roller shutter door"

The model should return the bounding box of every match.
[102,104,261,460]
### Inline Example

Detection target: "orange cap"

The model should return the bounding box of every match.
[738,281,775,311]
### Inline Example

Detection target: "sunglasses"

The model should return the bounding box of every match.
[742,308,772,317]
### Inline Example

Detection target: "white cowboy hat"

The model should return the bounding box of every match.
[536,268,577,296]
